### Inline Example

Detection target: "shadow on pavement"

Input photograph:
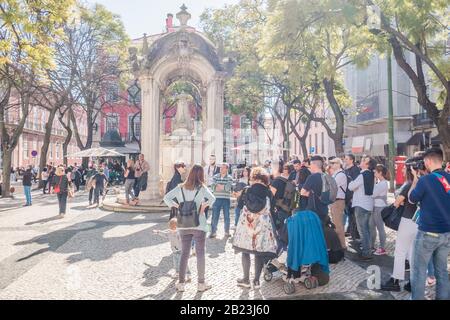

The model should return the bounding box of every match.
[25,215,62,226]
[13,212,168,266]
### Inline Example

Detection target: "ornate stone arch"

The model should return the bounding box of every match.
[135,7,226,200]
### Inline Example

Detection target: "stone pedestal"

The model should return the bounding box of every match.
[161,133,203,183]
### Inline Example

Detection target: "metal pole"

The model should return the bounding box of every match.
[387,49,396,191]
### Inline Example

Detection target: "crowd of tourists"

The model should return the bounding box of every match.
[157,148,450,300]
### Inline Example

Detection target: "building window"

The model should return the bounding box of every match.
[128,114,141,141]
[23,141,29,159]
[105,114,119,132]
[49,143,53,159]
[321,132,325,155]
[309,135,312,153]
[55,142,59,159]
[127,83,141,106]
[315,133,318,153]
[224,115,231,129]
[106,83,119,102]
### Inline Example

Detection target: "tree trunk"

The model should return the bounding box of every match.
[39,108,58,177]
[300,139,308,160]
[389,36,450,160]
[323,78,345,156]
[1,147,12,198]
[438,98,450,161]
[60,118,72,166]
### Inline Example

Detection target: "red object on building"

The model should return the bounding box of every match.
[395,155,407,186]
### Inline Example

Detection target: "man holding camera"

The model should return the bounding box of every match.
[408,147,450,300]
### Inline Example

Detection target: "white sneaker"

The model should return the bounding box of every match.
[197,282,212,292]
[172,272,179,279]
[175,282,185,292]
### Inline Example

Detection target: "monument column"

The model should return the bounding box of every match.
[140,75,161,200]
[205,74,225,163]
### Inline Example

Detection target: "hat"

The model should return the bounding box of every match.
[329,157,343,166]
[220,162,230,168]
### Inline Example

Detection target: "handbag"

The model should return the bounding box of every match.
[381,204,404,231]
[53,176,62,194]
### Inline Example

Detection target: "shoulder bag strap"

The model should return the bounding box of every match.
[180,187,186,202]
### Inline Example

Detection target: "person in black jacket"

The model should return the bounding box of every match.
[23,166,33,206]
[166,161,186,219]
[53,166,71,218]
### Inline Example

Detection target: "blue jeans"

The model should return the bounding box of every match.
[172,251,190,275]
[211,198,231,235]
[411,230,450,300]
[343,206,349,229]
[24,186,32,205]
[428,259,435,277]
[235,206,242,226]
[354,206,372,257]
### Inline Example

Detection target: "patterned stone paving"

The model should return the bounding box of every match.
[0,191,448,300]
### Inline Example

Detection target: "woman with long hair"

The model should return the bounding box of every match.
[163,164,216,292]
[232,167,277,289]
[370,164,390,255]
[52,166,71,218]
[166,161,187,220]
[381,159,417,292]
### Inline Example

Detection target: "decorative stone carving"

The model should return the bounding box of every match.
[176,4,191,28]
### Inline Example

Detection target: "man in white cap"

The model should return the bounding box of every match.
[329,157,348,249]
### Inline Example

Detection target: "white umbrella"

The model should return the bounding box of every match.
[66,147,125,158]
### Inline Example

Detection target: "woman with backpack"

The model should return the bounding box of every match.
[163,164,216,293]
[52,166,71,218]
[232,167,278,289]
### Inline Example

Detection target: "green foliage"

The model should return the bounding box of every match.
[0,0,75,75]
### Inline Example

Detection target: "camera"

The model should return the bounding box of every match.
[406,156,426,171]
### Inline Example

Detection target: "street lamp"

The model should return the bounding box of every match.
[367,4,396,191]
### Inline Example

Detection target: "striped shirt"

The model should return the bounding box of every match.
[211,173,233,199]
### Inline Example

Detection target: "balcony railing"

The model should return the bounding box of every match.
[412,113,450,129]
[412,113,434,128]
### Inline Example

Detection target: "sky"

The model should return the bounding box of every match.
[84,0,240,39]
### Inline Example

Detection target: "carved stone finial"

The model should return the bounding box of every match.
[176,4,191,27]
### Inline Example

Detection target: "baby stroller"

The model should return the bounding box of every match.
[263,209,330,294]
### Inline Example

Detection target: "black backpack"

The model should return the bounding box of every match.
[337,171,353,207]
[274,177,297,213]
[176,188,201,228]
[323,221,345,264]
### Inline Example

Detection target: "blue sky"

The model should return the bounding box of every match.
[84,0,239,39]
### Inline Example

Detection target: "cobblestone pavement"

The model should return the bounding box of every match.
[0,191,447,300]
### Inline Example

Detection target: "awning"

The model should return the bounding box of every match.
[108,146,140,154]
[351,136,365,153]
[406,132,430,146]
[66,147,124,158]
[430,135,441,146]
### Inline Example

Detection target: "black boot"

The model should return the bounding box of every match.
[380,277,401,292]
[404,281,411,292]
